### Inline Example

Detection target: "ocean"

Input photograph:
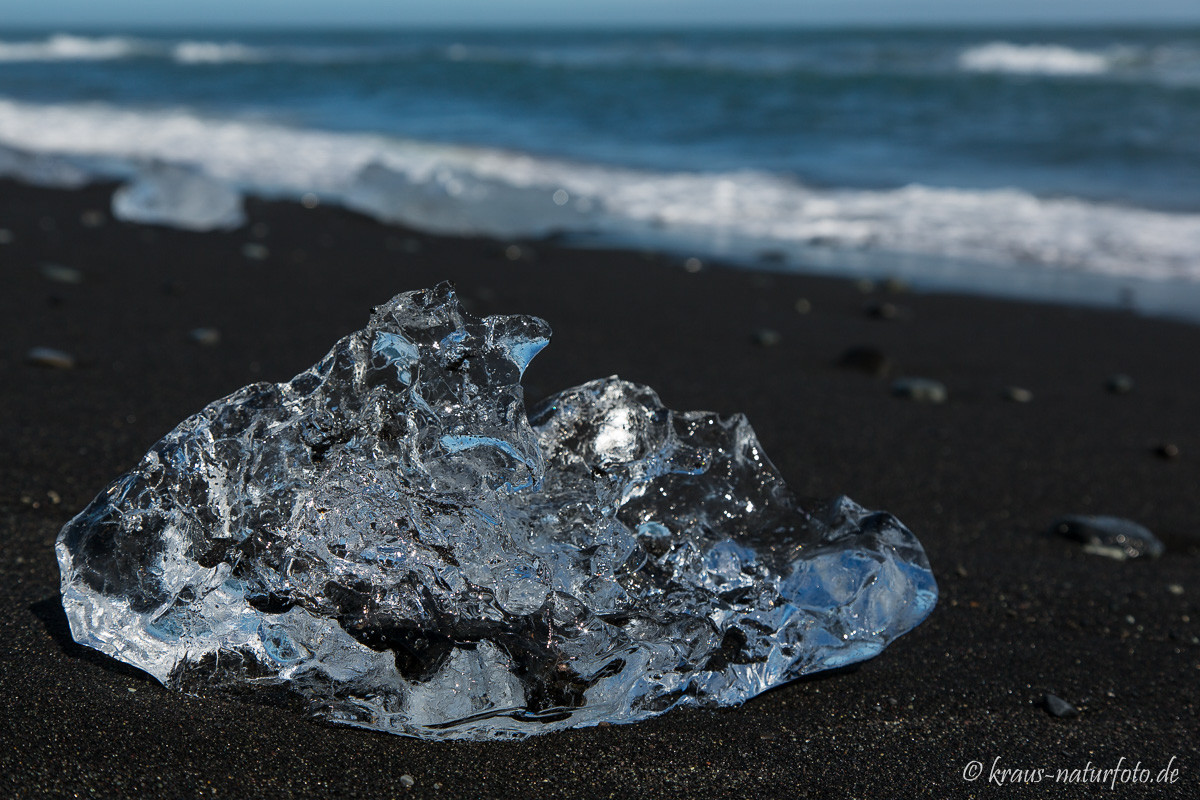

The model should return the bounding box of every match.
[1,26,1199,316]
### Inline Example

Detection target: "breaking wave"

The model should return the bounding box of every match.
[0,98,1196,288]
[958,42,1111,76]
[0,34,145,62]
[171,41,268,65]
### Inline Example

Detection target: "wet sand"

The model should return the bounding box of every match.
[1,179,1197,798]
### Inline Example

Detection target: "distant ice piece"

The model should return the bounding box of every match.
[343,161,583,238]
[56,284,937,740]
[112,162,244,231]
[0,143,90,188]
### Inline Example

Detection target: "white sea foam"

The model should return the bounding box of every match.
[959,42,1111,76]
[0,34,145,62]
[0,98,1196,290]
[172,41,267,65]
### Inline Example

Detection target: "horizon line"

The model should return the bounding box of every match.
[2,19,1200,30]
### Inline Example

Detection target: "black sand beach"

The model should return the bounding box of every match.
[1,179,1197,798]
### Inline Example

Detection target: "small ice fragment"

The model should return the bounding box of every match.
[1050,515,1164,560]
[241,243,269,261]
[112,163,245,231]
[1105,374,1134,395]
[891,377,947,404]
[0,143,90,188]
[189,328,221,346]
[39,264,83,284]
[56,283,937,740]
[26,347,75,369]
[751,329,781,347]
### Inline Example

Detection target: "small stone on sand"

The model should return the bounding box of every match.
[241,243,269,261]
[0,228,12,244]
[864,300,901,320]
[190,328,221,346]
[751,329,782,347]
[1042,694,1078,719]
[1003,386,1033,403]
[80,209,105,228]
[26,347,76,369]
[836,346,892,377]
[1050,515,1164,560]
[399,775,415,789]
[1153,443,1180,460]
[1105,373,1134,394]
[891,377,947,404]
[794,298,812,314]
[39,264,83,284]
[683,257,703,273]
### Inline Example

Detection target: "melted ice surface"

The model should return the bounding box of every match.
[56,284,936,740]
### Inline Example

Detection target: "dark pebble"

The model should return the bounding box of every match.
[39,263,83,284]
[836,346,892,377]
[1042,694,1079,719]
[864,300,901,320]
[1050,515,1164,560]
[891,377,947,404]
[751,329,782,347]
[1153,443,1180,460]
[1003,386,1034,403]
[1105,373,1134,394]
[241,243,269,261]
[189,328,221,346]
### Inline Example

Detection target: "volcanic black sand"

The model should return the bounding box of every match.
[1,179,1197,799]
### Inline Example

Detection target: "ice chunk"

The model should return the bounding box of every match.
[0,143,90,188]
[112,162,244,231]
[56,283,936,740]
[343,161,583,238]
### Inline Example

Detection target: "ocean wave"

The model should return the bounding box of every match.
[0,34,146,62]
[171,41,268,65]
[958,42,1111,76]
[438,41,821,75]
[0,34,295,65]
[0,98,1196,284]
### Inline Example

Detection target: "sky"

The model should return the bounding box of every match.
[1,0,1199,28]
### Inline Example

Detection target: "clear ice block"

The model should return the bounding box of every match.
[56,283,936,740]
